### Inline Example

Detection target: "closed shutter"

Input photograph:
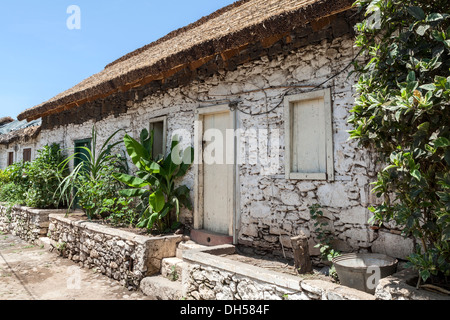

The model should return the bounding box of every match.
[284,88,334,180]
[7,152,14,166]
[23,148,32,162]
[291,97,326,174]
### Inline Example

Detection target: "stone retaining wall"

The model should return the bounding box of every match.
[0,204,56,243]
[48,213,183,288]
[182,245,375,300]
[375,269,450,301]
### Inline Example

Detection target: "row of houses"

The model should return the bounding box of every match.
[0,117,41,169]
[0,0,414,262]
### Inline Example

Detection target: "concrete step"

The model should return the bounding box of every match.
[176,240,207,259]
[140,275,183,300]
[35,237,54,251]
[161,257,184,282]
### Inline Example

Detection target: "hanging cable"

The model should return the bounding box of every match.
[194,47,364,116]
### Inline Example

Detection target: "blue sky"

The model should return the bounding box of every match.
[0,0,235,119]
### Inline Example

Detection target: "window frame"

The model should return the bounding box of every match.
[23,148,32,162]
[149,116,167,158]
[283,88,334,181]
[7,151,14,166]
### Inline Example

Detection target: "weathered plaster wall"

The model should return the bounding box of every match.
[0,134,40,169]
[37,30,413,262]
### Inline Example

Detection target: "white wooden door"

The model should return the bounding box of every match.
[202,111,234,235]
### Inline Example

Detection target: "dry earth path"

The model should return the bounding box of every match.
[0,233,150,300]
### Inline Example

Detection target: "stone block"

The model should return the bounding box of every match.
[317,184,351,208]
[339,207,369,226]
[371,230,414,260]
[140,275,182,300]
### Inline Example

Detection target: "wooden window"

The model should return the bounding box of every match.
[284,88,334,180]
[7,152,14,166]
[23,148,32,162]
[149,116,167,159]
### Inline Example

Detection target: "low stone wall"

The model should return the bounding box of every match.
[375,269,450,300]
[48,213,183,288]
[182,245,375,300]
[0,204,57,243]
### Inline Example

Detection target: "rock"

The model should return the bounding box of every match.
[317,184,351,208]
[90,249,99,259]
[371,230,414,260]
[280,190,301,206]
[140,276,182,300]
[339,207,369,226]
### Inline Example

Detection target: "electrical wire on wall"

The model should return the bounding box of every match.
[188,47,364,117]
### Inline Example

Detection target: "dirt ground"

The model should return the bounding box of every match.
[0,233,151,300]
[225,247,334,281]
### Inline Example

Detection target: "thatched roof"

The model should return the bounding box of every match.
[0,119,41,145]
[0,117,14,126]
[18,0,354,122]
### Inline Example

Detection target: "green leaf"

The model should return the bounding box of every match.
[411,169,422,181]
[420,269,431,282]
[445,149,450,165]
[407,6,425,21]
[434,137,450,148]
[407,71,416,82]
[123,134,150,169]
[432,30,445,42]
[426,13,444,22]
[149,190,165,213]
[119,188,147,198]
[416,24,430,36]
[113,173,150,188]
[442,227,450,242]
[419,83,436,91]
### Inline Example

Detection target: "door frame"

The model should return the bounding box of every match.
[193,104,238,242]
[74,138,92,170]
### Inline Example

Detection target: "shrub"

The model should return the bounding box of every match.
[0,162,30,205]
[350,0,450,285]
[113,129,193,234]
[24,144,69,209]
[57,127,131,221]
[76,154,129,220]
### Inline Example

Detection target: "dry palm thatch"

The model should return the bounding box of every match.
[18,0,353,122]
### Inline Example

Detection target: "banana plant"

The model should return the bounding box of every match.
[113,129,194,233]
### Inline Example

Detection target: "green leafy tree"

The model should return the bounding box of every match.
[349,0,450,285]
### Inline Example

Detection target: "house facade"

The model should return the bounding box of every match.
[0,118,41,169]
[17,0,415,261]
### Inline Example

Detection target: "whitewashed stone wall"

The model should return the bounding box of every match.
[182,248,375,300]
[37,33,411,261]
[47,213,183,288]
[0,137,40,170]
[0,204,51,243]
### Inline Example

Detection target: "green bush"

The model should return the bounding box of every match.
[76,154,129,220]
[350,0,450,284]
[24,144,69,209]
[0,161,30,205]
[57,127,132,222]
